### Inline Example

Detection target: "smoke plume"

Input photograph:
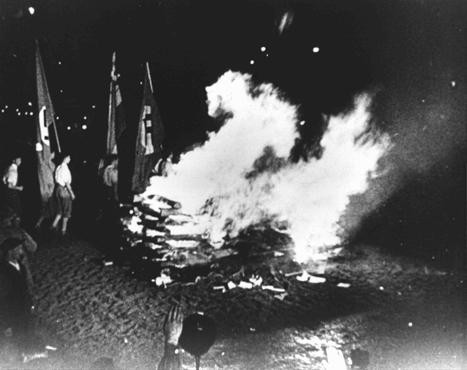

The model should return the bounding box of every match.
[143,71,390,262]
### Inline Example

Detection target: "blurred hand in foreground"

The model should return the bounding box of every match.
[164,305,183,345]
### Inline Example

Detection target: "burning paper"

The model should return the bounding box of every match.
[296,271,326,284]
[337,282,351,288]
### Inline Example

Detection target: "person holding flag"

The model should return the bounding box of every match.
[131,62,165,195]
[51,154,75,236]
[34,41,61,229]
[96,52,125,212]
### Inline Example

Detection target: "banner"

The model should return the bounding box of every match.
[131,63,165,194]
[35,42,59,202]
[106,52,126,155]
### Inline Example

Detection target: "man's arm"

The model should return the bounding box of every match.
[5,180,23,191]
[158,305,183,370]
[21,231,38,254]
[66,183,75,200]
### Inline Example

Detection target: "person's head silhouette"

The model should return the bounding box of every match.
[179,313,217,370]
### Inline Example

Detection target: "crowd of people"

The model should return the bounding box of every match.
[0,153,216,369]
[1,152,123,234]
[2,153,76,235]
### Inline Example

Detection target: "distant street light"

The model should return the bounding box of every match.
[28,7,35,15]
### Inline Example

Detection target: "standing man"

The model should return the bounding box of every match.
[2,157,23,221]
[102,156,119,203]
[0,238,35,359]
[51,154,75,235]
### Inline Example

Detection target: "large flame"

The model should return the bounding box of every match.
[143,71,390,262]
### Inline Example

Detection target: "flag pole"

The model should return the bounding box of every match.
[106,51,116,155]
[146,62,154,93]
[51,110,61,153]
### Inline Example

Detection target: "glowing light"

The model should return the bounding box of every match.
[450,80,456,87]
[142,71,389,264]
[28,101,32,106]
[55,115,60,120]
[299,120,306,126]
[5,105,8,109]
[17,112,21,116]
[82,124,88,130]
[66,126,71,131]
[92,105,96,109]
[1,109,4,113]
[29,112,34,116]
[28,7,35,15]
[83,116,87,120]
[58,61,62,65]
[250,60,255,65]
[59,89,64,94]
[312,46,320,53]
[260,46,267,52]
[408,322,413,327]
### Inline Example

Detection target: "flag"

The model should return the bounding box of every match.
[131,63,165,194]
[106,52,126,155]
[35,42,60,203]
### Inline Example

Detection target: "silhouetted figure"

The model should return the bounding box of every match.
[103,156,119,203]
[179,313,217,370]
[0,238,34,358]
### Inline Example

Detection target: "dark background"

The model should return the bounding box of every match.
[0,0,465,267]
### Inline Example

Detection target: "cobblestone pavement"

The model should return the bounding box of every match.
[4,239,464,370]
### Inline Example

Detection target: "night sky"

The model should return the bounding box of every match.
[0,0,465,264]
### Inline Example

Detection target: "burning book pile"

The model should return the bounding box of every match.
[118,195,240,284]
[115,193,311,293]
